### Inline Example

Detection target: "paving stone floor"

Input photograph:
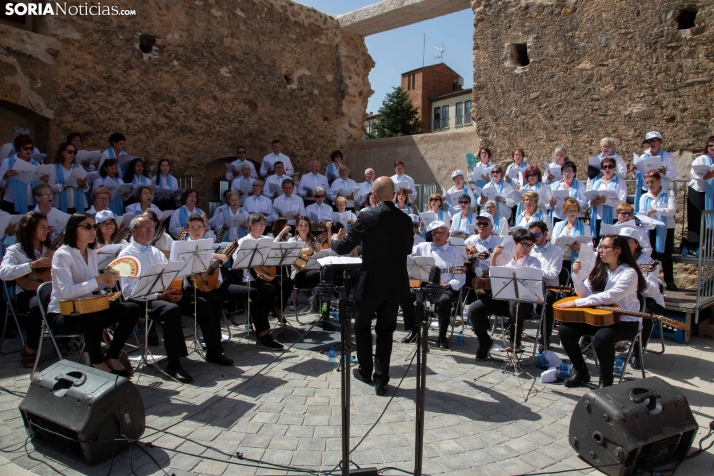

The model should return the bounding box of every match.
[0,309,712,476]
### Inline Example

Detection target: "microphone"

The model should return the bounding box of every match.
[427,266,441,289]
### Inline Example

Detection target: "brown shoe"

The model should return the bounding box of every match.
[20,350,36,368]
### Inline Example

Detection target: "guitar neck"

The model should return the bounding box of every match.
[594,306,685,329]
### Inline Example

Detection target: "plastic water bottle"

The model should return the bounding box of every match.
[321,302,328,314]
[681,243,688,257]
[457,331,465,346]
[331,307,339,322]
[462,307,471,326]
[614,355,624,376]
[328,346,336,365]
[536,351,548,370]
[559,361,571,379]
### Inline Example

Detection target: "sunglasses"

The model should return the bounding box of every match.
[314,195,325,198]
[618,211,633,216]
[65,149,77,155]
[78,223,98,231]
[526,174,538,178]
[601,164,615,170]
[458,201,470,204]
[491,171,501,175]
[476,222,490,227]
[20,146,33,151]
[429,198,441,202]
[532,233,542,238]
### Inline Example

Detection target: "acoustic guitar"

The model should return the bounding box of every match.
[251,265,277,282]
[59,291,122,316]
[553,296,686,331]
[16,232,65,292]
[192,241,239,293]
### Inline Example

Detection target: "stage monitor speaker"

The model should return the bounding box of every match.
[19,360,145,465]
[569,376,697,476]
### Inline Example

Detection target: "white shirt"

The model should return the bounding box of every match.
[48,164,89,210]
[48,245,105,315]
[638,189,676,229]
[573,264,641,323]
[150,174,179,191]
[450,211,478,233]
[0,243,47,294]
[530,241,563,287]
[550,179,587,221]
[413,234,425,245]
[169,205,203,238]
[236,233,280,283]
[298,173,328,200]
[689,154,713,192]
[99,148,127,170]
[391,173,416,202]
[231,176,255,206]
[328,178,359,208]
[305,202,333,224]
[356,181,374,205]
[92,175,125,194]
[637,149,676,186]
[260,152,293,177]
[504,254,541,270]
[31,205,68,235]
[243,194,274,221]
[226,159,258,181]
[586,176,627,221]
[515,211,553,235]
[480,179,515,220]
[411,242,465,291]
[521,182,553,211]
[125,202,160,215]
[118,241,168,301]
[636,253,664,307]
[214,207,248,242]
[551,221,592,260]
[272,194,305,224]
[445,186,476,208]
[465,233,500,274]
[264,174,290,197]
[0,156,41,205]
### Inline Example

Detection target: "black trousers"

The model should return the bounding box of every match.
[179,291,224,354]
[48,301,140,364]
[541,290,558,349]
[687,188,705,250]
[293,270,320,290]
[402,288,459,339]
[145,300,187,364]
[15,291,42,351]
[270,272,294,311]
[558,320,639,378]
[354,296,400,386]
[247,280,278,323]
[468,293,534,346]
[214,281,269,333]
[636,297,665,358]
[649,228,675,284]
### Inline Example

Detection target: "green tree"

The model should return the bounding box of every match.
[370,86,423,139]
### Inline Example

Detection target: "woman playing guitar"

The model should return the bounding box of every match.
[46,212,141,376]
[0,213,53,367]
[289,216,325,313]
[554,234,646,388]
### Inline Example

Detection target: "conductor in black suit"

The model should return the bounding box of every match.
[331,176,414,396]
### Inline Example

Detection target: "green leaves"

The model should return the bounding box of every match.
[370,86,423,139]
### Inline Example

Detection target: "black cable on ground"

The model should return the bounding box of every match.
[0,385,26,398]
[23,435,67,476]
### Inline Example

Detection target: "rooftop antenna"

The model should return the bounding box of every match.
[435,43,444,63]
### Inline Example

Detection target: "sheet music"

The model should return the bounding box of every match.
[169,238,213,276]
[0,211,23,233]
[588,156,601,168]
[46,207,71,233]
[407,256,436,282]
[303,250,337,270]
[76,150,102,166]
[551,189,571,207]
[495,234,516,266]
[544,162,562,181]
[97,244,125,270]
[316,256,362,267]
[447,237,468,261]
[155,188,177,200]
[577,243,596,279]
[489,266,544,303]
[64,166,88,189]
[634,153,662,173]
[10,158,38,184]
[263,241,303,266]
[231,237,273,269]
[480,186,499,202]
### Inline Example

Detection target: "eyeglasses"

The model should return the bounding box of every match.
[20,146,33,151]
[476,222,490,227]
[134,226,155,231]
[532,233,542,238]
[618,211,633,216]
[429,198,441,202]
[599,245,618,251]
[526,174,538,178]
[458,201,470,204]
[65,150,77,155]
[37,193,53,198]
[78,223,98,231]
[601,164,615,170]
[314,195,325,199]
[431,229,447,235]
[491,171,501,175]
[520,242,534,249]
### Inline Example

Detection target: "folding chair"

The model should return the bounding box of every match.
[616,293,647,383]
[1,280,26,354]
[31,282,85,378]
[645,280,666,355]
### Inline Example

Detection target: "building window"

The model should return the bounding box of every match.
[455,102,463,126]
[406,73,416,90]
[464,100,472,124]
[433,107,441,130]
[441,105,449,129]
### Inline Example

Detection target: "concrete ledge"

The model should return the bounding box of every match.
[336,0,472,36]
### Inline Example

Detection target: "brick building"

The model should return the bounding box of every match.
[401,63,466,133]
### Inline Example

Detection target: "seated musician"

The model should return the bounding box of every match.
[620,226,665,371]
[469,228,541,360]
[236,213,290,345]
[304,188,332,231]
[554,234,646,388]
[139,209,173,259]
[87,186,112,215]
[0,213,52,367]
[464,212,500,285]
[409,221,464,349]
[95,210,128,246]
[213,191,248,242]
[119,215,194,383]
[527,220,563,351]
[47,213,140,376]
[289,215,323,314]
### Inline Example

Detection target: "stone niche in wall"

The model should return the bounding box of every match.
[471,0,714,175]
[0,0,374,207]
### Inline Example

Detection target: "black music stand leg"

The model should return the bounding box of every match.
[338,270,354,476]
[414,289,428,476]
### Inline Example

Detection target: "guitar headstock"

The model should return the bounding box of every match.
[447,266,466,275]
[658,316,687,331]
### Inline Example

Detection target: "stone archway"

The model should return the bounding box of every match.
[0,100,51,153]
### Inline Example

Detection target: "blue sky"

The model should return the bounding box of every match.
[293,1,474,114]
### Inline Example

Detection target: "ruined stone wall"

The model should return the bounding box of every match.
[471,0,714,175]
[2,0,373,205]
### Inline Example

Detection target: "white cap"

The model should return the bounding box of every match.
[427,220,448,232]
[451,169,464,179]
[618,225,643,245]
[95,209,117,225]
[408,214,420,225]
[643,131,662,143]
[479,212,494,223]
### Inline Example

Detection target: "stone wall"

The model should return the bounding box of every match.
[1,0,374,205]
[471,0,714,176]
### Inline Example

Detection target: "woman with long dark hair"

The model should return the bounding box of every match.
[0,213,52,367]
[151,158,180,211]
[48,142,88,213]
[92,159,126,216]
[95,210,127,246]
[555,234,646,388]
[46,212,140,376]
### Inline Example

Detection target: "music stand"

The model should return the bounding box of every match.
[126,261,183,381]
[97,244,125,271]
[263,241,303,327]
[299,250,337,324]
[230,237,273,342]
[489,266,544,401]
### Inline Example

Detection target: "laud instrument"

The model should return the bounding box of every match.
[192,241,239,292]
[16,232,65,292]
[59,291,122,316]
[553,296,686,331]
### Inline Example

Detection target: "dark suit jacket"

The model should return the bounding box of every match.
[332,200,413,301]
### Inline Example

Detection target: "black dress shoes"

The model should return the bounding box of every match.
[438,337,449,349]
[665,282,679,291]
[257,334,284,350]
[401,330,418,343]
[166,364,193,384]
[352,368,372,385]
[599,376,614,388]
[375,382,387,396]
[206,353,234,366]
[563,368,591,388]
